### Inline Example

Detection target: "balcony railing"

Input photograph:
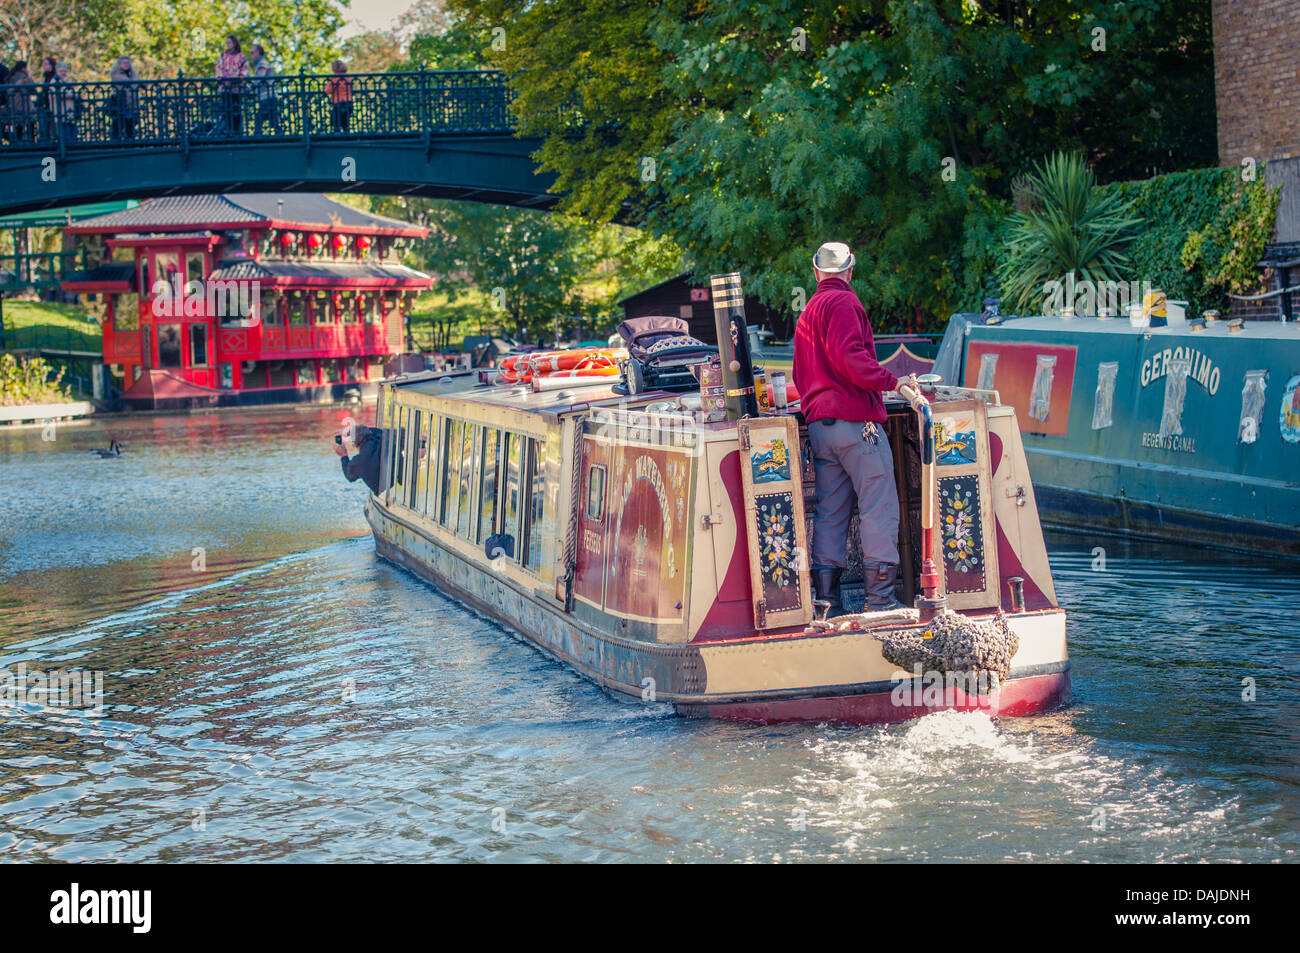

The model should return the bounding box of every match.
[0,249,90,290]
[0,69,514,152]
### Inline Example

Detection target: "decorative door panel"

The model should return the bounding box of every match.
[737,416,812,629]
[929,398,1000,609]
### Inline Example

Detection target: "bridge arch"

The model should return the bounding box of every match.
[0,70,557,216]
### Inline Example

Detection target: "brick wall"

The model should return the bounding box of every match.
[1213,0,1300,167]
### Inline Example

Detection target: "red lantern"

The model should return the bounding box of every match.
[332,234,347,250]
[307,234,322,249]
[280,232,294,246]
[356,236,371,249]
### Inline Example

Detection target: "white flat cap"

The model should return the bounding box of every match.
[813,241,854,274]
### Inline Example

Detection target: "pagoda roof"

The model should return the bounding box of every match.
[206,259,432,288]
[66,194,428,238]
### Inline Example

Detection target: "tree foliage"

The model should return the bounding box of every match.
[997,152,1143,313]
[449,0,1217,329]
[1,0,350,78]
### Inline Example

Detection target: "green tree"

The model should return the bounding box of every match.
[448,0,1216,328]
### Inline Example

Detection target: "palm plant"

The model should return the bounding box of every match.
[997,151,1143,314]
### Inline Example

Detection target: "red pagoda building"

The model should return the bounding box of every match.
[61,193,431,410]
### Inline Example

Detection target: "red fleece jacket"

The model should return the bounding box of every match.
[792,276,898,424]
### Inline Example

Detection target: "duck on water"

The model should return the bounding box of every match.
[360,272,1070,725]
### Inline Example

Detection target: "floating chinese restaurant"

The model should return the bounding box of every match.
[366,274,1071,724]
[61,193,431,410]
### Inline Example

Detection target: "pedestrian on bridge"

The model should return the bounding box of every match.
[216,35,249,135]
[51,63,80,145]
[249,45,280,136]
[326,60,353,134]
[4,61,36,143]
[109,56,140,140]
[38,56,58,142]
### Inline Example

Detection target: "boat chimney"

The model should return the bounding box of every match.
[709,272,759,420]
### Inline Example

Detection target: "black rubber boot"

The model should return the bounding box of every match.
[811,567,846,618]
[865,563,903,611]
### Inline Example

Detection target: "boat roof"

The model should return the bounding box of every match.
[391,375,670,424]
[977,315,1300,340]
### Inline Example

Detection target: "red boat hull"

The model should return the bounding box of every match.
[700,669,1071,725]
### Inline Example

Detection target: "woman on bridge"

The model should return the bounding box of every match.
[215,35,250,135]
[4,61,36,143]
[109,56,140,140]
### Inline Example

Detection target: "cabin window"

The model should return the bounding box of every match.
[392,406,409,503]
[323,359,342,384]
[1238,370,1269,444]
[408,411,426,510]
[157,324,183,368]
[1091,362,1118,430]
[1157,358,1192,439]
[219,362,233,388]
[296,360,316,386]
[289,296,308,326]
[1028,354,1057,421]
[190,324,209,366]
[586,465,606,521]
[261,292,280,326]
[154,252,180,292]
[441,418,463,527]
[138,257,150,299]
[423,417,442,516]
[524,437,548,572]
[344,296,361,325]
[457,424,476,538]
[268,360,293,387]
[502,433,523,558]
[186,251,206,283]
[478,429,501,543]
[976,352,998,392]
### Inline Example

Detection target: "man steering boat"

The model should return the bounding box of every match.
[793,241,913,616]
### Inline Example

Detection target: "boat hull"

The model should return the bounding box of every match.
[369,500,1070,726]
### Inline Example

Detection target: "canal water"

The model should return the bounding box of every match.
[1,407,1295,862]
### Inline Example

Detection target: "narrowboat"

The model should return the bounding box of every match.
[934,310,1300,557]
[366,276,1070,724]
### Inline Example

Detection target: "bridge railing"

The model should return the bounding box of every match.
[0,69,513,151]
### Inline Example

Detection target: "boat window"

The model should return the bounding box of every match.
[186,251,205,283]
[456,424,476,538]
[190,325,209,367]
[392,406,409,503]
[295,360,316,386]
[1091,361,1118,430]
[154,252,180,290]
[410,411,427,510]
[1238,370,1269,444]
[525,437,547,571]
[157,324,183,368]
[976,352,998,392]
[502,433,522,558]
[113,294,139,331]
[1158,358,1192,439]
[260,291,280,326]
[586,465,606,521]
[441,418,463,527]
[422,417,441,516]
[289,296,308,326]
[1028,354,1057,421]
[478,429,501,543]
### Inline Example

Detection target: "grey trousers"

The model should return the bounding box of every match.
[809,418,900,568]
